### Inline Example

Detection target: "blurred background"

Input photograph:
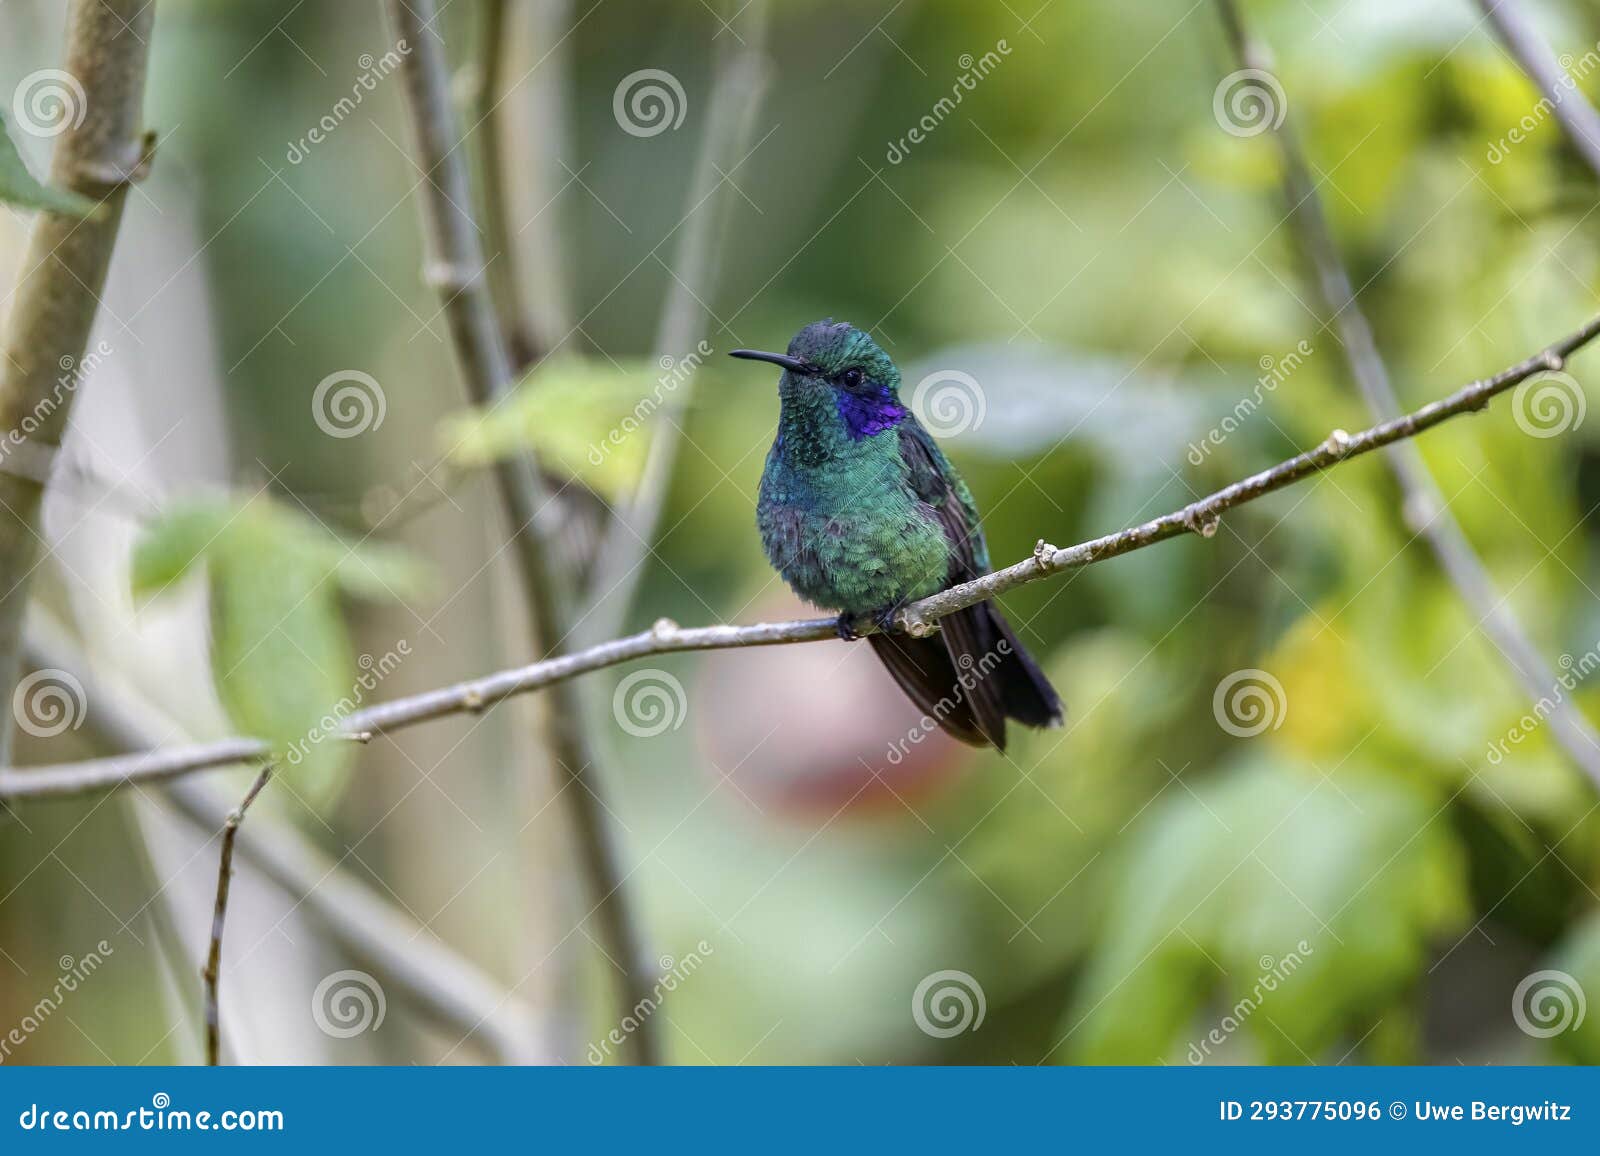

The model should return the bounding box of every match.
[2,0,1599,1065]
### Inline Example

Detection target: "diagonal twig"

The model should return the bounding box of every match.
[1474,0,1600,178]
[582,0,772,641]
[1214,0,1600,794]
[7,303,1600,799]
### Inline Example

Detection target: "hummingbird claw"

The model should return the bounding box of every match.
[873,605,903,634]
[835,613,861,642]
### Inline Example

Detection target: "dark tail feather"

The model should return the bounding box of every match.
[868,629,996,748]
[866,602,1063,751]
[982,603,1064,730]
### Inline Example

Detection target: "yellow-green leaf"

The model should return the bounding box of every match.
[441,356,694,499]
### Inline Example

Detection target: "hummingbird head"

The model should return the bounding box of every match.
[731,320,907,441]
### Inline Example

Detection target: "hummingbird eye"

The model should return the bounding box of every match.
[839,367,864,389]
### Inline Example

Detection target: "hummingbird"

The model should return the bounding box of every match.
[731,320,1062,750]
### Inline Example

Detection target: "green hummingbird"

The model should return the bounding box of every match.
[731,320,1062,750]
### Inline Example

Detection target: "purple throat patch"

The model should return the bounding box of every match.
[835,387,906,440]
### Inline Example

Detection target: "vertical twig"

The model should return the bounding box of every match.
[475,0,541,368]
[202,764,273,1066]
[385,0,658,1063]
[1214,0,1600,793]
[0,0,155,764]
[582,0,771,641]
[480,0,575,367]
[1474,0,1600,178]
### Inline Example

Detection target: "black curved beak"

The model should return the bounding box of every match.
[729,349,811,374]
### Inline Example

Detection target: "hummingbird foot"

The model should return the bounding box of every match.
[835,613,862,642]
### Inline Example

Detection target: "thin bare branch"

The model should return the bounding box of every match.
[202,764,273,1066]
[1475,0,1600,178]
[0,0,155,764]
[1215,0,1600,793]
[385,0,655,1064]
[8,304,1599,800]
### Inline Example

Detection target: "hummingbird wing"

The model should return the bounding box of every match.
[897,420,989,576]
[871,419,1064,746]
[866,421,1009,747]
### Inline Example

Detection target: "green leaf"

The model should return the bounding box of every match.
[130,503,242,598]
[441,356,692,499]
[0,110,98,218]
[209,538,355,809]
[302,534,430,602]
[133,496,426,810]
[1065,756,1468,1064]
